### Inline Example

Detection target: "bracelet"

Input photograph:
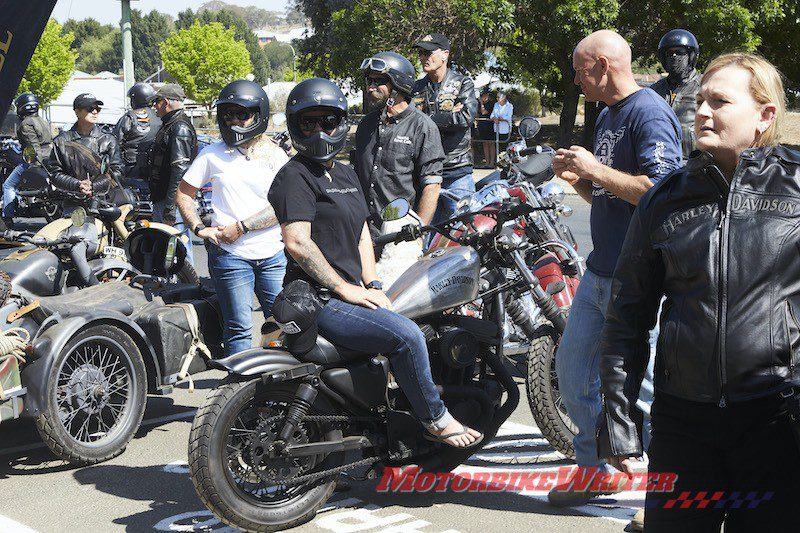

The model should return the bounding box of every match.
[239,220,249,234]
[235,221,244,237]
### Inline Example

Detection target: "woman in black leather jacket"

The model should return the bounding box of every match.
[598,53,799,531]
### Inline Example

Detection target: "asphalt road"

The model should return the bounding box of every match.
[0,197,645,533]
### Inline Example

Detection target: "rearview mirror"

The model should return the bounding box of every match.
[272,112,287,127]
[518,116,541,140]
[381,198,410,221]
[22,145,36,164]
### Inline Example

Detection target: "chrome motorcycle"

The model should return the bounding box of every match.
[188,196,564,532]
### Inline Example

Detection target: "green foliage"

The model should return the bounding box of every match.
[111,9,174,81]
[63,18,113,50]
[197,0,283,29]
[501,88,541,116]
[178,8,272,85]
[160,21,253,105]
[18,19,77,105]
[76,29,121,74]
[756,1,799,89]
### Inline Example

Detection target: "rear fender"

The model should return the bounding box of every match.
[207,347,318,379]
[20,310,161,417]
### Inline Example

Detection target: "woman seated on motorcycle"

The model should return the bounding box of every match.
[599,53,799,530]
[268,78,482,448]
[177,80,289,357]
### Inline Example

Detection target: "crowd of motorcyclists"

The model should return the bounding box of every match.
[2,22,798,533]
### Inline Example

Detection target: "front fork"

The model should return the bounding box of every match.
[511,250,566,333]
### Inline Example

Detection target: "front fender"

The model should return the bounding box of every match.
[88,257,137,276]
[207,347,310,377]
[20,310,161,417]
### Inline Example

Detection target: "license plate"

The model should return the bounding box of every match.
[103,246,127,261]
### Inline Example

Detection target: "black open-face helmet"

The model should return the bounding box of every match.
[359,51,416,97]
[658,29,699,69]
[286,78,348,163]
[14,93,38,117]
[215,79,270,148]
[128,83,157,109]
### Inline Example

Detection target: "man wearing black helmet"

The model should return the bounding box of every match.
[355,52,444,285]
[3,93,52,228]
[177,79,288,357]
[412,33,478,225]
[114,82,161,183]
[149,83,198,264]
[651,29,701,159]
[268,78,483,448]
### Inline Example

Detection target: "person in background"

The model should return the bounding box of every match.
[412,33,478,223]
[114,82,161,184]
[149,83,198,265]
[490,91,513,156]
[476,90,496,168]
[177,80,288,357]
[3,93,52,228]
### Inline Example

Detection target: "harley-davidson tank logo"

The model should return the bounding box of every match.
[45,266,58,282]
[429,275,475,294]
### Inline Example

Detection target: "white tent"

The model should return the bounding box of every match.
[45,72,127,130]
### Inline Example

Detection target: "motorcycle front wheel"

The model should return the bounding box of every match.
[526,325,577,458]
[188,378,344,533]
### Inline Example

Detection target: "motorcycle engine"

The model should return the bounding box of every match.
[436,326,479,369]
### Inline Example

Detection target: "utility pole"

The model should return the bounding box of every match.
[121,0,136,100]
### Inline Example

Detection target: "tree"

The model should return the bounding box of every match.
[264,40,295,79]
[76,30,121,74]
[178,8,271,85]
[18,19,77,105]
[112,9,174,81]
[756,1,799,90]
[63,18,113,50]
[296,0,513,81]
[160,21,252,105]
[197,0,283,29]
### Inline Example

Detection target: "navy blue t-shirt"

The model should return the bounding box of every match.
[588,88,682,277]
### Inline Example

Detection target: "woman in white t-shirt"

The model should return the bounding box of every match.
[176,80,289,357]
[490,91,514,139]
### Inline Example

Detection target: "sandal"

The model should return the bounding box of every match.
[424,424,485,448]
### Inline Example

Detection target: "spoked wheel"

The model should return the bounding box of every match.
[35,324,146,465]
[526,325,577,458]
[189,380,344,533]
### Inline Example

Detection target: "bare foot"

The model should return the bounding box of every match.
[429,419,482,447]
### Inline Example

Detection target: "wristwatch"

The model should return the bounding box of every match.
[365,280,383,290]
[193,223,206,236]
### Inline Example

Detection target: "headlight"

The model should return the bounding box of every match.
[540,181,565,205]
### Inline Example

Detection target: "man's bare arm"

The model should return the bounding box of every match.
[282,221,347,291]
[572,179,594,205]
[588,166,654,205]
[416,182,440,224]
[176,180,202,230]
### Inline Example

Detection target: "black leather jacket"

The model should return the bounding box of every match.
[45,124,122,193]
[114,107,161,178]
[412,69,477,170]
[651,70,700,160]
[148,109,197,223]
[598,146,800,457]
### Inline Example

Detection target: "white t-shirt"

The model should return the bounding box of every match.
[182,138,289,260]
[491,101,514,135]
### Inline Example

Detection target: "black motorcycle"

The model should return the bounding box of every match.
[188,197,566,532]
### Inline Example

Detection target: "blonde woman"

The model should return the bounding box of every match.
[599,53,799,531]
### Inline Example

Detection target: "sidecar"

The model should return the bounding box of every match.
[0,240,223,465]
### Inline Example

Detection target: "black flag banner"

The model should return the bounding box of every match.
[0,0,57,125]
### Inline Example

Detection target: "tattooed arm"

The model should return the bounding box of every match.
[282,221,390,309]
[241,204,278,232]
[177,180,220,244]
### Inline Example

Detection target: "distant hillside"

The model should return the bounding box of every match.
[198,0,305,30]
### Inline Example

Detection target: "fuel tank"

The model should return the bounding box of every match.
[387,246,480,320]
[0,247,63,296]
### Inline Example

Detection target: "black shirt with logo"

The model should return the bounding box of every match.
[354,106,444,219]
[269,155,369,288]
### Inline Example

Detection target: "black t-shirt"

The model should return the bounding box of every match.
[268,155,369,288]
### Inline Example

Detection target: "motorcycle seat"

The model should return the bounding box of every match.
[34,281,152,319]
[296,335,372,365]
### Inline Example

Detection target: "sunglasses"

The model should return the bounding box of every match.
[367,76,390,87]
[221,109,256,121]
[298,114,340,131]
[417,49,439,58]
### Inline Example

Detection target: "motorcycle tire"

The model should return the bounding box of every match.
[42,202,63,223]
[526,325,577,459]
[188,378,344,533]
[175,261,199,284]
[35,324,147,465]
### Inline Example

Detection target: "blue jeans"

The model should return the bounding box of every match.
[554,268,656,470]
[152,198,194,266]
[316,298,450,427]
[207,244,287,357]
[2,162,28,219]
[427,168,475,250]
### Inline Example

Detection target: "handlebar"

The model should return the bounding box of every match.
[1,230,80,248]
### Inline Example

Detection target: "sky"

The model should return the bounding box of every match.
[51,0,291,26]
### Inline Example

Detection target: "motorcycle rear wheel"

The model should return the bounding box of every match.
[188,378,343,533]
[526,325,577,458]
